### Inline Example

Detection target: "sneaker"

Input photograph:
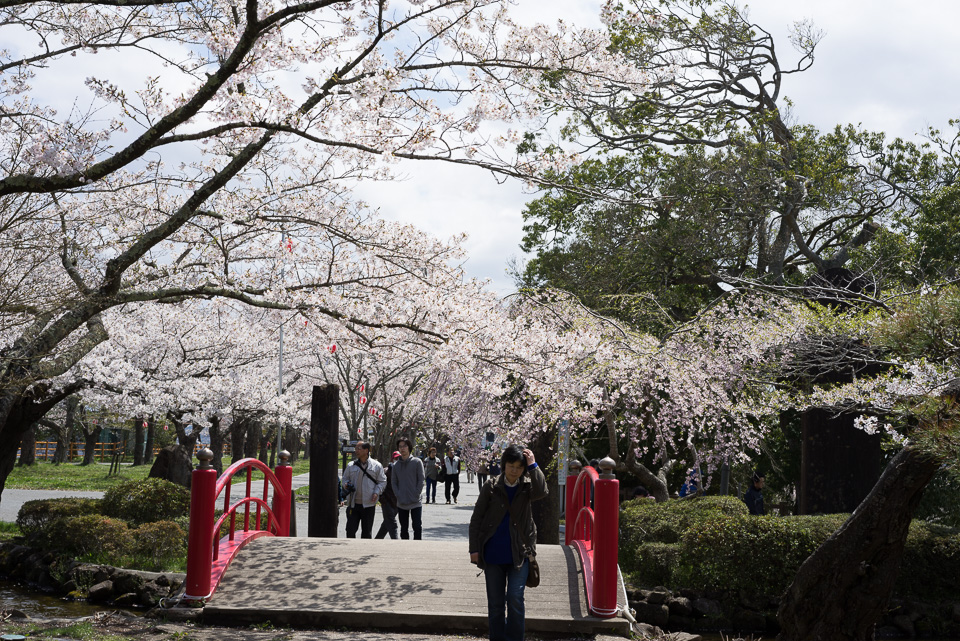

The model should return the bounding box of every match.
[446,500,451,504]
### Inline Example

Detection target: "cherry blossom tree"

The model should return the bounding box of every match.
[0,0,650,498]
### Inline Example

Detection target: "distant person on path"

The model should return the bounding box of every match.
[469,445,548,641]
[477,460,489,489]
[488,459,500,478]
[392,437,425,539]
[375,451,400,539]
[744,472,766,515]
[342,441,386,539]
[444,447,461,504]
[424,447,441,504]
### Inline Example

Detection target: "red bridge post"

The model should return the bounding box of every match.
[274,450,293,537]
[592,457,619,618]
[185,448,217,599]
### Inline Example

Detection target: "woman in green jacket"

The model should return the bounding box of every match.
[469,444,547,641]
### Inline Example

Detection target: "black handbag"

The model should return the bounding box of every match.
[526,557,540,588]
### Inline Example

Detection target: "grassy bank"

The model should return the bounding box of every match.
[5,456,312,492]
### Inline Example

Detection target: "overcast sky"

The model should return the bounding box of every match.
[361,0,960,297]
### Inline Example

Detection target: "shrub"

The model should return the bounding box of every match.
[631,542,681,586]
[133,520,187,571]
[675,513,847,595]
[621,495,749,548]
[16,498,102,543]
[621,501,960,602]
[898,521,960,599]
[101,478,190,525]
[45,514,133,561]
[620,495,751,586]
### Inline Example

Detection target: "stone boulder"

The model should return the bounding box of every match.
[148,445,193,488]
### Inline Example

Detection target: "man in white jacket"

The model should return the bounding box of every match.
[342,441,387,538]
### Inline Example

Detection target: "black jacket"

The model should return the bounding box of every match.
[744,486,764,515]
[469,465,547,569]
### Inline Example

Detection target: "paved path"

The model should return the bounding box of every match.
[0,489,104,523]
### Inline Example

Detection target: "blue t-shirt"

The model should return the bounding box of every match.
[483,484,519,565]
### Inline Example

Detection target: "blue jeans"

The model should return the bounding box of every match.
[484,559,529,641]
[425,478,438,502]
[398,506,422,539]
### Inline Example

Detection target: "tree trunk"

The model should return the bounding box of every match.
[530,428,560,544]
[54,397,77,464]
[0,436,19,498]
[258,423,270,465]
[268,423,277,467]
[209,414,224,474]
[18,423,37,466]
[145,415,156,464]
[230,415,246,464]
[777,445,942,641]
[81,425,101,465]
[133,417,145,466]
[245,419,260,459]
[285,427,299,462]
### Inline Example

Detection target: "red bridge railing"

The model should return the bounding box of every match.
[565,457,619,618]
[184,448,293,601]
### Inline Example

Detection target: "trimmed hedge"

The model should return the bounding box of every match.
[620,496,960,600]
[16,479,192,572]
[101,478,190,525]
[45,514,134,560]
[16,497,102,543]
[133,520,187,571]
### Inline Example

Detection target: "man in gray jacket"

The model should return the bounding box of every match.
[392,437,425,539]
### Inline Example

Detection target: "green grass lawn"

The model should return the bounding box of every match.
[6,454,313,492]
[5,461,153,491]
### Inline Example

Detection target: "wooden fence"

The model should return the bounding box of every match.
[23,440,231,462]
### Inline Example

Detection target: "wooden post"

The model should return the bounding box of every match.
[308,384,340,537]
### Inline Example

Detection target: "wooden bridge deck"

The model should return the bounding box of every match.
[202,538,630,635]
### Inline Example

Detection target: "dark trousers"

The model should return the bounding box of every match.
[478,473,488,489]
[346,505,376,538]
[398,506,422,540]
[445,474,460,502]
[484,560,529,641]
[375,502,398,539]
[425,477,438,502]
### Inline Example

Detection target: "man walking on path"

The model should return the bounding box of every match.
[342,441,387,538]
[375,451,401,539]
[392,437,425,539]
[423,447,441,503]
[444,447,461,504]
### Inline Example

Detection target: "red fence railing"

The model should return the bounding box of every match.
[184,449,292,601]
[565,457,619,619]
